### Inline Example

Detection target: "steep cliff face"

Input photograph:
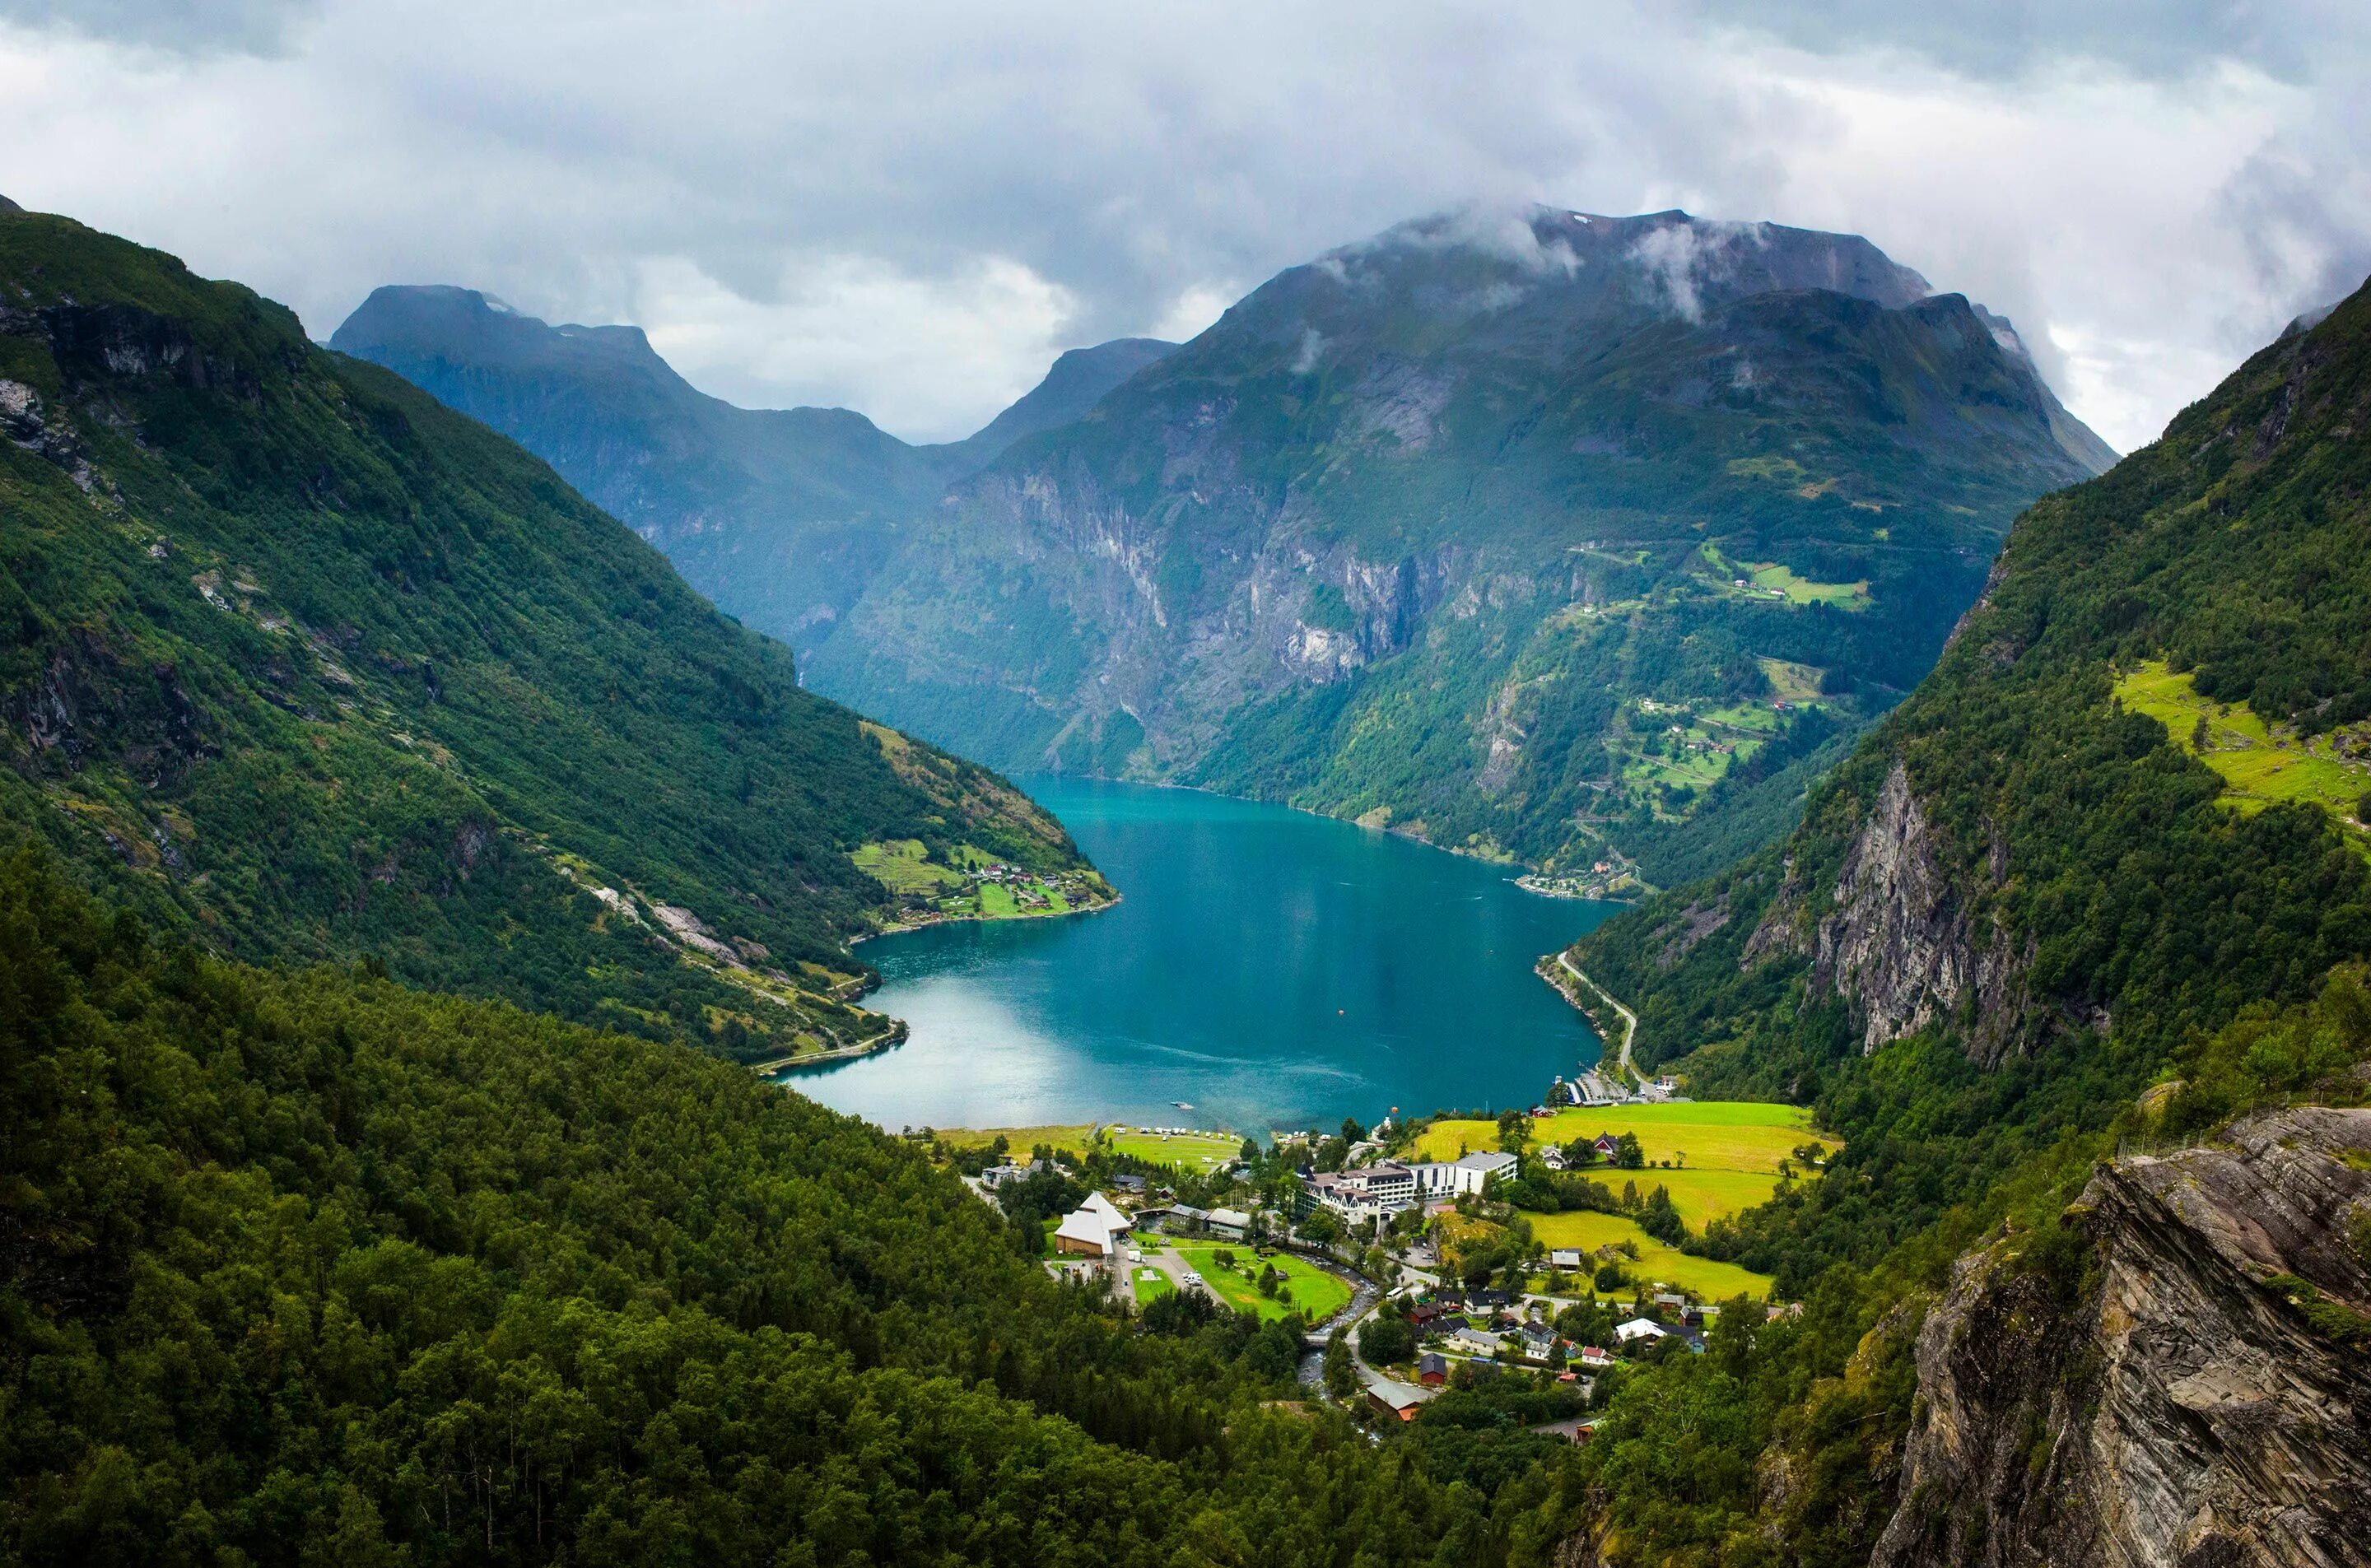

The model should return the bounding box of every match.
[1744,758,2034,1060]
[1873,1106,2371,1568]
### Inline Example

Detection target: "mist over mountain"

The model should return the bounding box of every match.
[805,207,2115,883]
[332,286,1172,654]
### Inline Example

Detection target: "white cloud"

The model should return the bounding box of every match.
[631,254,1078,441]
[0,1,2364,449]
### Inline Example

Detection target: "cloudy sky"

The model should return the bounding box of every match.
[2,2,2366,450]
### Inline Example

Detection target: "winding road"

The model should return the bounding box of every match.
[1557,952,1639,1077]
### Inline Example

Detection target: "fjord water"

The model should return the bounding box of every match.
[792,778,1619,1135]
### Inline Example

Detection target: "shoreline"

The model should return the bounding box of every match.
[851,887,1124,947]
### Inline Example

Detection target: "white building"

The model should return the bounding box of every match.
[1205,1207,1252,1241]
[1614,1318,1668,1343]
[1446,1326,1503,1358]
[1409,1150,1519,1198]
[1051,1192,1132,1259]
[1306,1161,1418,1220]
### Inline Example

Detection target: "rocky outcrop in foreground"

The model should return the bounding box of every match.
[1873,1106,2371,1568]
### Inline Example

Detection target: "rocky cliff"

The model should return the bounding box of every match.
[1872,1106,2371,1568]
[1743,757,2035,1062]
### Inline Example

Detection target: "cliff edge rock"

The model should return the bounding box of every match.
[1873,1106,2371,1568]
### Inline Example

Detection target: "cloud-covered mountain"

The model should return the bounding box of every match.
[803,207,2115,882]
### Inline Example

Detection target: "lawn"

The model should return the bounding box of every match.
[1744,561,1868,610]
[1699,542,1869,612]
[1530,1103,1821,1171]
[1522,1209,1775,1301]
[2116,661,2370,843]
[1130,1266,1174,1305]
[1176,1245,1353,1324]
[1104,1127,1242,1173]
[1758,658,1827,703]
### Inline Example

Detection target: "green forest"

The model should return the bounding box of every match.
[0,210,1089,1065]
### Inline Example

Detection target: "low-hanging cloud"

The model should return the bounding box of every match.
[0,1,2364,449]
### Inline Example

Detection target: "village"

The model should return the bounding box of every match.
[938,1093,1820,1435]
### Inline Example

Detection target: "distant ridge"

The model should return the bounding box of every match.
[0,206,1100,1066]
[333,288,1171,654]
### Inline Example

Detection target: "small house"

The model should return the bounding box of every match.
[1367,1384,1423,1423]
[1578,1345,1615,1370]
[1418,1352,1448,1387]
[1206,1207,1252,1241]
[1614,1318,1668,1344]
[1549,1248,1584,1269]
[1446,1326,1503,1358]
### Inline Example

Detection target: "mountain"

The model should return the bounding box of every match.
[1535,274,2371,1563]
[934,336,1180,467]
[331,287,1172,655]
[0,207,1097,1066]
[800,207,2117,885]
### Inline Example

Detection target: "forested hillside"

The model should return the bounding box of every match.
[804,208,2113,885]
[0,849,1561,1566]
[1520,275,2371,1568]
[1567,269,2371,1280]
[0,209,1092,1064]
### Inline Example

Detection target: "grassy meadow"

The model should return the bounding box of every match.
[2115,660,2371,844]
[1174,1245,1352,1324]
[1525,1210,1775,1301]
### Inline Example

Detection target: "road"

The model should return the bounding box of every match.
[1558,952,1638,1077]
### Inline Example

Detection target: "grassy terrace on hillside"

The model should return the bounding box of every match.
[2115,660,2371,849]
[1524,1211,1775,1300]
[855,836,1116,927]
[1698,542,1870,611]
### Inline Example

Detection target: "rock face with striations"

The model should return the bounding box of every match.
[1743,756,2033,1061]
[1871,1106,2371,1568]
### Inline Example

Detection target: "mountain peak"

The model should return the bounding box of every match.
[943,335,1177,459]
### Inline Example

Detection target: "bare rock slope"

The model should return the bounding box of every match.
[1874,1106,2371,1568]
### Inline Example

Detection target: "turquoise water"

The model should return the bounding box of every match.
[790,779,1620,1136]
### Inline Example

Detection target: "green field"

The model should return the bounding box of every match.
[1103,1128,1242,1172]
[1176,1246,1353,1324]
[1758,658,1828,703]
[849,838,968,895]
[1524,1209,1774,1301]
[1744,561,1869,610]
[1411,1101,1828,1229]
[1699,542,1869,612]
[1130,1265,1174,1304]
[853,841,1106,920]
[2115,661,2370,842]
[939,1124,1100,1156]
